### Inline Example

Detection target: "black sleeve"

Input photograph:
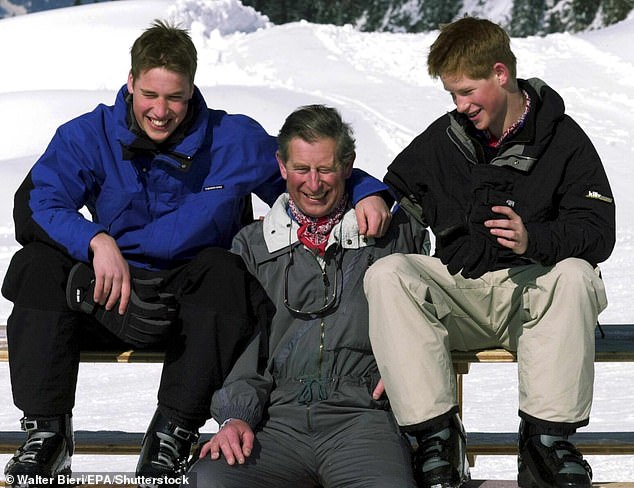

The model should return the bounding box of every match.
[13,170,67,253]
[524,121,616,266]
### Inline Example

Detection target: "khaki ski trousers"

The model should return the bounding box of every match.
[364,255,607,427]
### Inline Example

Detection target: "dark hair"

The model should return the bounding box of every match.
[277,104,355,169]
[427,17,517,80]
[130,19,197,85]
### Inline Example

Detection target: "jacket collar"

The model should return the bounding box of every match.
[263,193,374,254]
[115,84,210,170]
[447,78,564,172]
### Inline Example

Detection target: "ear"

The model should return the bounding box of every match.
[344,152,355,179]
[493,62,510,86]
[276,151,288,181]
[127,71,135,94]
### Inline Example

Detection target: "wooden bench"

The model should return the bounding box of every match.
[1,324,634,466]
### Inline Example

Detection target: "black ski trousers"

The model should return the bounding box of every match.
[2,242,267,429]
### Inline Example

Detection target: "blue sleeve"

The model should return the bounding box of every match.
[348,168,391,205]
[220,115,285,209]
[19,124,107,261]
[250,134,286,208]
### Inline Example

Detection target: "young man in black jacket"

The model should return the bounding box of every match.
[364,16,615,488]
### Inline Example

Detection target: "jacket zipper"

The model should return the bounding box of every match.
[306,254,329,432]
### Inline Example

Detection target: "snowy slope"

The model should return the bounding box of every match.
[0,0,632,480]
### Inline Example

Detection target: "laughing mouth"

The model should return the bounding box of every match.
[149,117,169,128]
[303,191,327,201]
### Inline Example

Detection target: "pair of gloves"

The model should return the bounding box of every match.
[436,165,517,279]
[66,262,178,348]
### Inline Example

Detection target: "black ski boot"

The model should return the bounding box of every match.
[518,420,592,488]
[136,409,199,487]
[412,413,470,488]
[4,415,73,487]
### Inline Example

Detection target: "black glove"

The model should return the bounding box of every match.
[470,187,516,221]
[459,231,498,279]
[438,229,496,279]
[66,262,178,348]
[457,165,519,279]
[463,188,513,278]
[469,164,517,226]
[435,222,470,275]
[437,166,518,279]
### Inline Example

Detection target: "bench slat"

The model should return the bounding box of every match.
[2,324,633,363]
[0,349,165,363]
[0,431,145,455]
[466,431,634,456]
[78,350,165,363]
[2,431,633,456]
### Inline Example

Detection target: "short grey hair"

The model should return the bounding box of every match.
[277,104,355,169]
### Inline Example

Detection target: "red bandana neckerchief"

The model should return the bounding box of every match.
[485,89,531,148]
[288,194,348,256]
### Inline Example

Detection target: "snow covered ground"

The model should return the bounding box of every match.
[0,0,632,481]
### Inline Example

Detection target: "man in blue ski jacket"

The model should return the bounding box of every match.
[1,20,391,487]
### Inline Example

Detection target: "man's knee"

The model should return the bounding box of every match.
[551,258,605,300]
[187,457,235,487]
[2,243,73,307]
[179,247,250,305]
[364,254,413,293]
[191,247,245,275]
[553,257,594,280]
[555,258,607,318]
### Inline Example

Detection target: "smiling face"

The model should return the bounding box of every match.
[441,64,510,138]
[278,136,353,218]
[127,67,194,144]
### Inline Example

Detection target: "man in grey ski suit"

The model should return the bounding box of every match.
[186,104,429,487]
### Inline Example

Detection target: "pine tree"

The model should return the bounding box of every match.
[413,0,461,31]
[571,0,601,30]
[601,0,634,25]
[544,0,572,33]
[355,0,398,31]
[241,0,293,24]
[509,0,546,36]
[242,0,634,34]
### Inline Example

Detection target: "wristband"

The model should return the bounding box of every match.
[219,418,235,430]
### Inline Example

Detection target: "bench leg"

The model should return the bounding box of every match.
[453,362,476,466]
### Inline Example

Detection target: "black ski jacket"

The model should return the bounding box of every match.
[385,78,615,270]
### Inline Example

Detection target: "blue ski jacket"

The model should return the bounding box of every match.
[13,85,386,270]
